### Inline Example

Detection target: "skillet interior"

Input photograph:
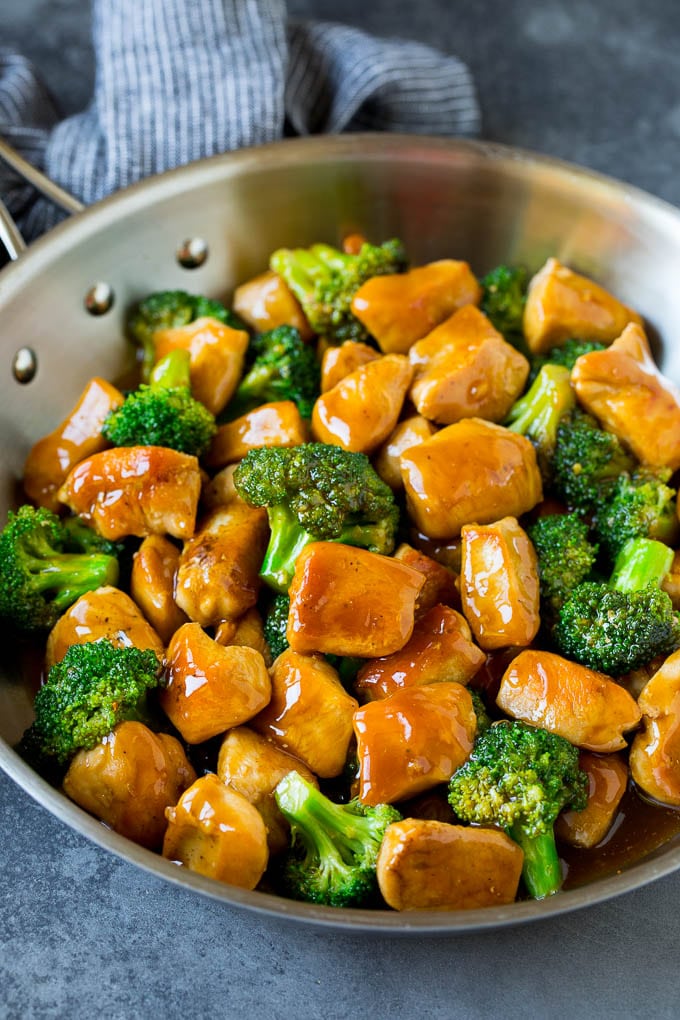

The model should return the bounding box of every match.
[1,134,680,931]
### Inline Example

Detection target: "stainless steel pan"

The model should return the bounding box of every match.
[1,134,680,932]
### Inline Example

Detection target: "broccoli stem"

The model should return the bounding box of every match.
[509,825,563,900]
[23,553,119,611]
[270,249,329,306]
[276,771,370,858]
[261,505,318,594]
[149,349,192,390]
[610,537,674,594]
[505,364,575,458]
[311,244,352,274]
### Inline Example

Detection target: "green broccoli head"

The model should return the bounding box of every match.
[553,537,680,675]
[480,264,529,341]
[0,506,120,633]
[505,364,576,473]
[28,639,163,765]
[226,325,320,420]
[101,349,217,456]
[469,689,493,736]
[551,408,636,514]
[234,443,399,592]
[594,469,679,559]
[127,289,245,378]
[529,338,608,383]
[448,720,587,899]
[527,512,598,617]
[263,593,290,660]
[270,239,406,342]
[274,770,401,907]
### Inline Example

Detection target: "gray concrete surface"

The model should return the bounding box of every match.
[3,2,680,1017]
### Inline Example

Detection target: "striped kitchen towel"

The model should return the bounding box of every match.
[0,0,479,239]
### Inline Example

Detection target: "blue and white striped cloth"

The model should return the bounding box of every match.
[0,0,479,239]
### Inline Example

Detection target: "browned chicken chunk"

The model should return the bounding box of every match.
[630,649,680,806]
[555,752,628,849]
[130,534,188,645]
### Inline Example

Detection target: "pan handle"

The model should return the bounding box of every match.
[0,136,85,261]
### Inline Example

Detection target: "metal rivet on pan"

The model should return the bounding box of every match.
[13,347,37,383]
[84,281,115,315]
[176,237,208,269]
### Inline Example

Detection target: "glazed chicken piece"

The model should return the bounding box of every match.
[252,648,358,778]
[497,649,642,753]
[217,726,319,854]
[205,400,307,469]
[200,463,240,511]
[130,534,188,645]
[152,316,249,415]
[232,269,313,340]
[162,773,269,889]
[287,542,424,658]
[400,418,543,539]
[523,257,643,353]
[160,622,271,744]
[571,322,680,471]
[215,607,272,666]
[63,721,196,850]
[174,502,269,626]
[373,415,437,491]
[350,259,482,354]
[320,341,380,392]
[459,516,540,651]
[376,819,524,910]
[662,551,680,610]
[409,305,529,424]
[393,543,460,615]
[23,377,124,512]
[45,585,164,670]
[630,649,680,806]
[354,682,477,805]
[355,604,484,701]
[57,446,201,541]
[554,752,628,848]
[311,353,413,454]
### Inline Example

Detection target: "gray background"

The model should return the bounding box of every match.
[3,2,680,1017]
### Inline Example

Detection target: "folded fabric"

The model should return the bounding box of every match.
[0,0,479,240]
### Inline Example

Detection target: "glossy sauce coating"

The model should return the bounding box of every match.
[400,418,543,539]
[409,304,529,424]
[320,340,380,392]
[252,648,358,779]
[130,534,188,645]
[153,316,249,415]
[555,752,628,849]
[497,649,642,752]
[63,721,196,850]
[23,377,124,512]
[205,400,308,469]
[354,682,477,805]
[232,269,313,340]
[162,773,269,889]
[355,604,484,701]
[311,353,413,453]
[57,445,201,540]
[460,516,540,650]
[350,259,482,354]
[160,622,271,744]
[287,542,424,657]
[45,585,164,669]
[522,257,642,353]
[374,415,437,491]
[630,649,680,806]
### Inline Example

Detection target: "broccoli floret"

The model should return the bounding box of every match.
[529,338,608,383]
[0,506,120,633]
[264,593,290,660]
[527,512,598,617]
[480,264,529,345]
[448,720,587,900]
[102,349,216,456]
[274,770,401,907]
[234,443,399,592]
[505,364,576,472]
[469,689,493,736]
[553,537,680,675]
[60,516,125,558]
[128,289,245,378]
[26,639,162,765]
[226,325,320,420]
[551,408,636,514]
[594,469,679,559]
[270,239,406,342]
